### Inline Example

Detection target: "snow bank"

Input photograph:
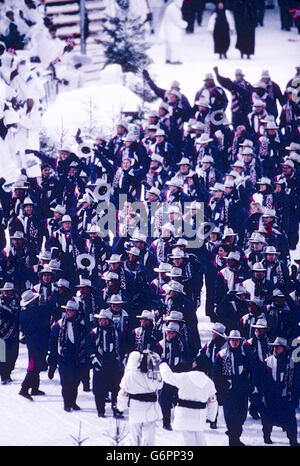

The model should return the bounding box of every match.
[41,84,143,145]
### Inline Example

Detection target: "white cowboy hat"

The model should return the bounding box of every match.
[107,294,125,305]
[136,310,155,322]
[57,279,70,289]
[251,262,266,272]
[61,299,80,311]
[94,309,113,320]
[76,278,93,288]
[269,337,289,349]
[211,322,227,338]
[50,205,66,215]
[20,289,39,307]
[153,263,172,273]
[164,280,186,294]
[165,311,185,322]
[227,330,244,340]
[251,318,268,329]
[0,282,15,291]
[165,322,181,334]
[105,254,123,264]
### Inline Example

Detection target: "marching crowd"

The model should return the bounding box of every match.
[0,3,300,448]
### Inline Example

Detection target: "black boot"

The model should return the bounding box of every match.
[31,389,45,396]
[19,388,33,401]
[95,396,105,417]
[264,435,273,444]
[72,403,81,411]
[113,406,124,419]
[1,378,12,385]
[210,420,217,429]
[249,406,260,420]
[228,435,245,446]
[287,431,299,447]
[163,423,172,431]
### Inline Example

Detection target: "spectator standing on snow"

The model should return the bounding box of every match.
[207,2,235,60]
[234,0,257,59]
[158,0,188,65]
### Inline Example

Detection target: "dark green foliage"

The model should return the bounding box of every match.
[98,15,152,73]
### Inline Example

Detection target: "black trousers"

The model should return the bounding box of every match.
[21,348,46,392]
[255,7,265,26]
[93,369,122,415]
[279,6,293,30]
[260,401,298,445]
[79,365,90,390]
[159,383,178,427]
[182,0,196,32]
[59,365,81,409]
[21,370,40,392]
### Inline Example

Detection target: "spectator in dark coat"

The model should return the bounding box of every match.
[278,0,293,31]
[19,290,54,400]
[207,2,235,59]
[234,0,257,59]
[253,0,265,27]
[182,0,196,33]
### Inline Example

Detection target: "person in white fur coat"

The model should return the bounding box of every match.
[158,0,188,65]
[159,361,218,446]
[117,350,163,446]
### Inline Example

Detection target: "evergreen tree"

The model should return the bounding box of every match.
[98,14,152,73]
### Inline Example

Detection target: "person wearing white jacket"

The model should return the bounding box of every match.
[15,98,41,173]
[117,351,163,446]
[159,361,218,446]
[158,0,188,65]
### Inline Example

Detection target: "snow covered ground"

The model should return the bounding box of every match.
[0,6,299,447]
